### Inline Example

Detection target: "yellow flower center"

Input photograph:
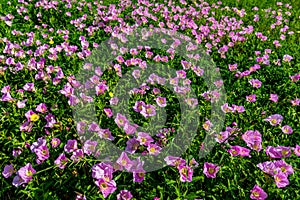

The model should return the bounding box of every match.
[208,168,214,174]
[253,191,259,197]
[25,170,32,177]
[30,114,40,122]
[100,183,107,190]
[42,150,47,155]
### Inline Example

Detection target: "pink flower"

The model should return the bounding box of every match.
[281,125,293,134]
[246,94,256,102]
[17,163,36,183]
[104,108,113,118]
[250,185,268,200]
[274,172,289,188]
[178,165,193,182]
[95,178,117,198]
[270,94,278,102]
[116,152,133,171]
[264,114,283,126]
[54,153,68,169]
[294,145,300,156]
[156,96,167,107]
[117,190,133,200]
[249,79,262,88]
[137,132,154,146]
[203,162,220,178]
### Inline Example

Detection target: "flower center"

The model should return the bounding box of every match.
[25,170,32,177]
[208,168,215,174]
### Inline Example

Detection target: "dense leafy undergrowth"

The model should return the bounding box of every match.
[0,0,300,199]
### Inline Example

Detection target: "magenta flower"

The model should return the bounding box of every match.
[266,146,291,158]
[274,172,289,188]
[281,125,293,134]
[116,152,133,171]
[25,110,39,122]
[178,165,193,182]
[92,162,113,180]
[95,83,108,95]
[203,162,220,178]
[294,145,300,156]
[35,145,50,164]
[83,140,98,156]
[51,138,61,148]
[228,146,251,157]
[156,96,167,107]
[274,160,294,176]
[36,103,47,113]
[264,114,283,126]
[17,163,36,183]
[221,103,233,113]
[2,164,14,178]
[125,138,140,154]
[249,79,262,88]
[133,169,145,183]
[185,98,198,108]
[23,83,35,92]
[176,70,186,78]
[133,101,145,112]
[70,149,84,163]
[17,99,27,108]
[54,153,68,169]
[95,178,117,198]
[257,161,277,176]
[290,98,300,106]
[64,139,78,153]
[270,94,278,102]
[1,92,15,102]
[242,130,262,152]
[117,190,133,200]
[250,185,268,200]
[215,131,229,143]
[30,137,46,153]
